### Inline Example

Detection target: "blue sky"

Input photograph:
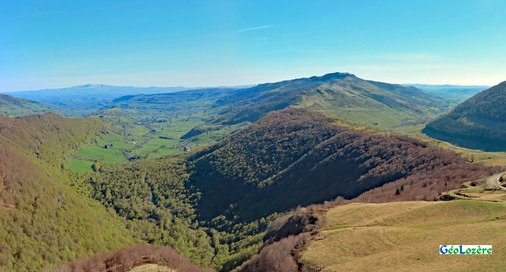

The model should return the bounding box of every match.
[1,0,505,91]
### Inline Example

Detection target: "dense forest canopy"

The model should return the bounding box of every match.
[0,114,136,271]
[188,109,495,222]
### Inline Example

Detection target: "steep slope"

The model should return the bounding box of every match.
[188,109,493,222]
[301,200,506,272]
[214,72,450,128]
[0,114,136,271]
[423,81,506,151]
[0,94,50,116]
[85,157,268,271]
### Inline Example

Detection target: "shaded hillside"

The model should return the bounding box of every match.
[213,72,450,128]
[423,81,506,151]
[0,94,50,116]
[188,109,494,222]
[0,114,136,271]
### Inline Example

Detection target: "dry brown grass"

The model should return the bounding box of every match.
[301,200,506,272]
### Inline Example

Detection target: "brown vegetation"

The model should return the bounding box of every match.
[240,207,323,272]
[53,244,213,272]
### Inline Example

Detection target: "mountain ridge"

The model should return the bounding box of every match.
[424,81,506,151]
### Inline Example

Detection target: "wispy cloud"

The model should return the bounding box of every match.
[373,52,441,62]
[236,25,274,33]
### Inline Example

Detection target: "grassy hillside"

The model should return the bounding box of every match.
[301,200,506,271]
[424,81,506,151]
[0,114,137,271]
[0,94,51,116]
[213,72,451,129]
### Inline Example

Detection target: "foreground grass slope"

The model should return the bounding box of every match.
[302,200,506,271]
[0,114,136,271]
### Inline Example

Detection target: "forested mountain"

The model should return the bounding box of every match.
[423,81,506,151]
[0,76,498,271]
[0,94,50,116]
[188,109,493,222]
[0,114,137,271]
[79,109,495,271]
[107,72,452,135]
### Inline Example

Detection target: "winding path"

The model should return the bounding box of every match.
[486,173,506,190]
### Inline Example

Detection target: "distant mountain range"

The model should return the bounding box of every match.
[424,81,506,151]
[116,72,453,132]
[406,84,488,105]
[4,85,190,116]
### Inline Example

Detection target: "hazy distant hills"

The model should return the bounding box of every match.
[407,84,487,105]
[5,84,189,116]
[423,81,506,151]
[110,72,455,141]
[2,73,462,129]
[0,94,51,116]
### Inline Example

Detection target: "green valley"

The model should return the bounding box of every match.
[1,74,504,272]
